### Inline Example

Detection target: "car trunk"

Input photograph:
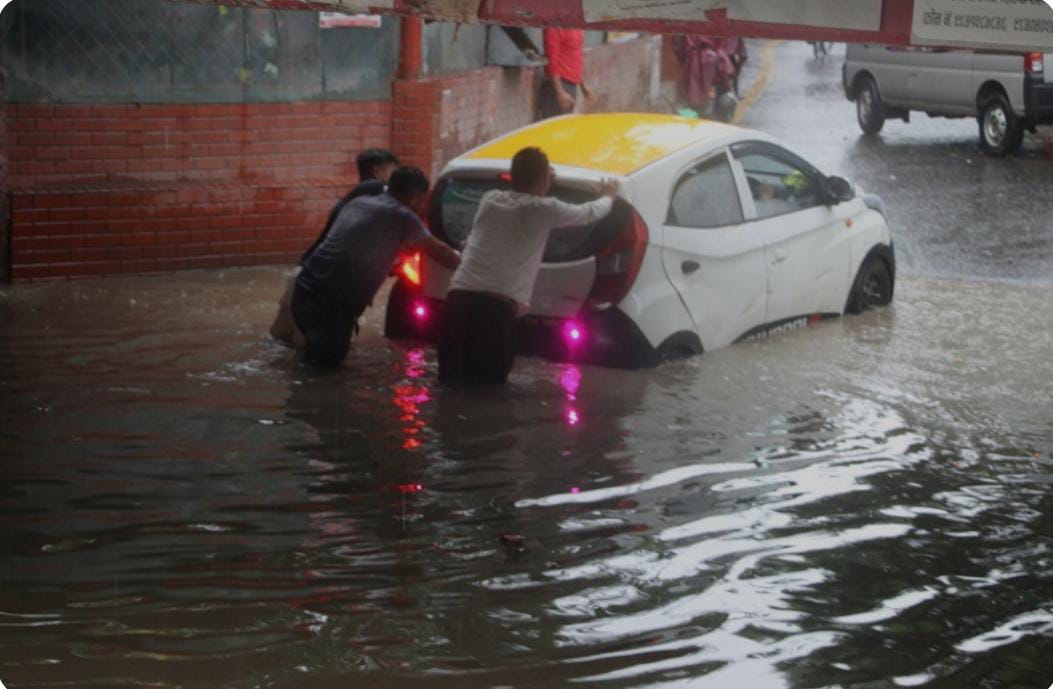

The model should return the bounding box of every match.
[421,173,636,319]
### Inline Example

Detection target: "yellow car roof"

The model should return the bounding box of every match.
[463,113,741,176]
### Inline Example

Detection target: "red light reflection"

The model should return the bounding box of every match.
[394,348,431,452]
[559,365,582,428]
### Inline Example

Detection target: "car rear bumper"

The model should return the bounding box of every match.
[385,281,659,369]
[1024,75,1053,121]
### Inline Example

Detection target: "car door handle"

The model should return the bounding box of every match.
[681,260,700,274]
[773,249,788,263]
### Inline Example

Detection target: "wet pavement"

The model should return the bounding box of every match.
[2,40,1052,689]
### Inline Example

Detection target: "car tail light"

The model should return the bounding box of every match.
[1026,52,1044,75]
[563,321,585,345]
[585,208,649,311]
[399,252,422,286]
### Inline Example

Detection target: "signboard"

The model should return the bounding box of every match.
[319,12,382,28]
[912,0,1053,51]
[583,0,881,31]
[728,0,883,32]
[583,0,726,23]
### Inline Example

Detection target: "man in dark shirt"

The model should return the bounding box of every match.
[301,148,400,264]
[270,149,398,346]
[291,166,460,368]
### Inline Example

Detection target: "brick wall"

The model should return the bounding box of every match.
[392,35,661,182]
[392,66,536,182]
[6,101,389,190]
[3,36,661,281]
[5,101,389,280]
[8,183,347,280]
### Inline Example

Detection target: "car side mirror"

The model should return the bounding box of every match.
[823,176,855,204]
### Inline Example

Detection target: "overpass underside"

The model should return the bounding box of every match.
[175,0,1053,52]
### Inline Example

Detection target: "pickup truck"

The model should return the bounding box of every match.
[843,43,1053,156]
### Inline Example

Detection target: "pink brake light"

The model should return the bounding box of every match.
[564,322,584,345]
[413,303,428,320]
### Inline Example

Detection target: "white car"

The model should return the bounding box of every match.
[385,113,895,368]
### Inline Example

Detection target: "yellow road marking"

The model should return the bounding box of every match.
[732,40,781,126]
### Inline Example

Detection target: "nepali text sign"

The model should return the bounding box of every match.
[912,0,1053,51]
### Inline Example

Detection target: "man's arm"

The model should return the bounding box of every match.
[538,178,620,229]
[408,235,461,271]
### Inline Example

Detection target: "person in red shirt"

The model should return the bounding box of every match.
[537,28,593,120]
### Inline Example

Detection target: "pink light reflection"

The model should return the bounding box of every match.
[559,366,581,398]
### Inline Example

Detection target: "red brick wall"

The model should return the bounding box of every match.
[392,66,536,182]
[392,35,661,183]
[8,183,346,280]
[3,36,660,281]
[6,101,389,190]
[5,101,389,280]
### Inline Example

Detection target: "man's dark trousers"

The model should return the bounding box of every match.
[438,290,518,384]
[291,284,363,368]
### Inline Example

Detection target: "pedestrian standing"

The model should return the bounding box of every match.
[438,147,618,384]
[269,149,400,347]
[537,28,593,120]
[291,166,460,368]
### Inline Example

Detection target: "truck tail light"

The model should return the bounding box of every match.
[1026,52,1044,75]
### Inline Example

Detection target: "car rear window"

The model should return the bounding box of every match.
[428,176,621,263]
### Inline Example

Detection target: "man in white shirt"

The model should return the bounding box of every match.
[439,146,619,384]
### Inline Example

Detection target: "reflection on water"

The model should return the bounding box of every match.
[1,268,1051,689]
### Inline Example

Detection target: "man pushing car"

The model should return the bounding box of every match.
[438,146,619,385]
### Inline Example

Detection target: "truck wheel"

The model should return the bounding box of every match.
[856,76,885,135]
[978,94,1024,156]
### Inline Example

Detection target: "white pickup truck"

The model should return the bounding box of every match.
[843,43,1053,156]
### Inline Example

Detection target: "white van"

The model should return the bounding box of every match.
[843,43,1053,156]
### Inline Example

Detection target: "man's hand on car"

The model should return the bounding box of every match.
[597,178,620,198]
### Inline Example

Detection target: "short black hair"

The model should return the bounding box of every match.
[387,166,429,202]
[510,147,549,192]
[356,148,399,180]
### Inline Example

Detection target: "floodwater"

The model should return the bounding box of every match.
[2,268,1051,689]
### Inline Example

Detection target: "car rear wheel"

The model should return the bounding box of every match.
[978,94,1024,157]
[846,257,893,314]
[384,279,417,339]
[856,76,885,136]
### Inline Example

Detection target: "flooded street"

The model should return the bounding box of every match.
[2,41,1053,689]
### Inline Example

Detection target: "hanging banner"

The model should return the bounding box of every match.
[582,0,881,31]
[582,0,726,24]
[409,0,481,22]
[912,0,1053,51]
[319,11,382,27]
[727,0,883,31]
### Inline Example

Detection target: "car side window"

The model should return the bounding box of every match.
[666,154,743,228]
[735,150,821,220]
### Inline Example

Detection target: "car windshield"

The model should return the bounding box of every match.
[429,176,609,263]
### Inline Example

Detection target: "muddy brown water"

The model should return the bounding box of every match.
[1,267,1051,689]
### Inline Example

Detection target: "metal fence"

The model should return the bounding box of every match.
[0,0,399,103]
